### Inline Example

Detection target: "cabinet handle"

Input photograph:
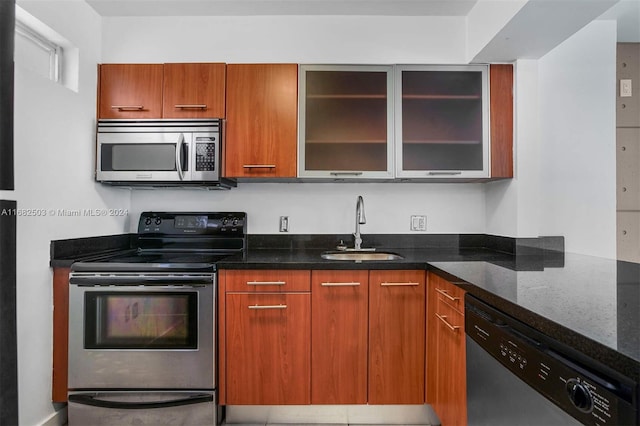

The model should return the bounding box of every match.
[111,105,144,111]
[243,164,276,169]
[246,281,286,286]
[321,282,361,287]
[436,313,460,332]
[330,172,363,176]
[435,288,460,301]
[381,282,419,286]
[175,104,207,109]
[248,304,287,310]
[428,171,462,176]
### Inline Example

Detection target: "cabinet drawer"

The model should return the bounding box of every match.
[430,272,464,314]
[224,270,310,292]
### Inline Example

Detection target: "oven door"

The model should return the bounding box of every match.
[97,131,192,182]
[68,274,214,389]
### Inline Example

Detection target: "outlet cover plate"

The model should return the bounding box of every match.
[410,215,426,231]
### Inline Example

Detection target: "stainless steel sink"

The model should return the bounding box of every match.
[321,251,404,261]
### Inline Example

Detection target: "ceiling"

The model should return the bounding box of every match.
[85,0,478,16]
[85,0,639,43]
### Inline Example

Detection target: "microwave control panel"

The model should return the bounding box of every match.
[195,141,216,172]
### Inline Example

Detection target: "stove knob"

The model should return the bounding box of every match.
[232,218,239,226]
[155,218,162,226]
[144,218,152,226]
[222,218,228,226]
[566,379,593,413]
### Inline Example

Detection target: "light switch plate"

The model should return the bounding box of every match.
[410,215,426,231]
[620,79,632,97]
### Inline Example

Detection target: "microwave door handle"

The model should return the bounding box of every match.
[175,133,185,181]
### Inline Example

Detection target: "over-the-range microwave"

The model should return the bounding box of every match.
[96,119,236,188]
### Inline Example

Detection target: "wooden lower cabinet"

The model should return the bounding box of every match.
[225,292,311,405]
[52,267,71,402]
[427,272,467,426]
[368,270,425,404]
[311,270,368,404]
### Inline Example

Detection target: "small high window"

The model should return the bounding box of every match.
[14,14,62,83]
[14,5,78,92]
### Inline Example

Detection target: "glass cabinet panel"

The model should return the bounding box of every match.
[299,65,394,178]
[395,65,489,178]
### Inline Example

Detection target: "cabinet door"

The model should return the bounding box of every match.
[434,301,467,426]
[311,270,368,404]
[225,64,298,178]
[368,270,425,404]
[395,65,489,179]
[162,63,226,118]
[425,272,438,405]
[225,292,310,405]
[98,64,163,119]
[299,65,394,179]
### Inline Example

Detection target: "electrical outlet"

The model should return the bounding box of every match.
[279,216,289,232]
[410,215,426,231]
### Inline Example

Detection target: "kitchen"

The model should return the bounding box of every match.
[0,0,638,425]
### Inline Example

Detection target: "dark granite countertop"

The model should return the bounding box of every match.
[51,233,639,382]
[219,246,639,383]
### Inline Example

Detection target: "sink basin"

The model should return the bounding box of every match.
[321,251,404,261]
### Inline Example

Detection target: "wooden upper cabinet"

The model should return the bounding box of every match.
[311,270,369,404]
[490,64,514,178]
[98,64,163,119]
[368,270,426,404]
[162,63,226,118]
[225,64,298,178]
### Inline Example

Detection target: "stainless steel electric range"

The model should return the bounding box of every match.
[67,211,246,426]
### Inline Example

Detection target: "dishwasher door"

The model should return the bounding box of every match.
[467,335,581,425]
[465,294,638,426]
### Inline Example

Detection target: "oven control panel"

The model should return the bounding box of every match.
[138,212,246,235]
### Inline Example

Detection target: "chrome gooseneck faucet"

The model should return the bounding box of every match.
[354,195,366,250]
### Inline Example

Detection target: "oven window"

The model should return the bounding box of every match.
[84,292,198,349]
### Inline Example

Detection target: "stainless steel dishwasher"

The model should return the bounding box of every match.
[465,294,638,426]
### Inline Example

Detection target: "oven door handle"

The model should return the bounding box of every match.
[68,393,213,410]
[69,276,213,286]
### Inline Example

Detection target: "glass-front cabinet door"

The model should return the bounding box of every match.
[395,65,490,178]
[298,65,394,179]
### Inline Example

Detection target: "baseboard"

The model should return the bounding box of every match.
[224,404,440,425]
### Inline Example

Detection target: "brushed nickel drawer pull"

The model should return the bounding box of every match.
[111,105,144,110]
[247,281,286,286]
[243,164,276,169]
[435,288,459,301]
[321,282,361,287]
[436,313,460,332]
[381,282,419,286]
[248,304,287,310]
[175,104,207,109]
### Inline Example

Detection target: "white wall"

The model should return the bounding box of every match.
[485,59,541,238]
[538,20,617,258]
[101,15,489,235]
[3,1,130,424]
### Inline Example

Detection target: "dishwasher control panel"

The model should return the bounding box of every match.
[466,296,638,426]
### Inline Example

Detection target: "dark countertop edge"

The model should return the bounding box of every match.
[427,264,640,384]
